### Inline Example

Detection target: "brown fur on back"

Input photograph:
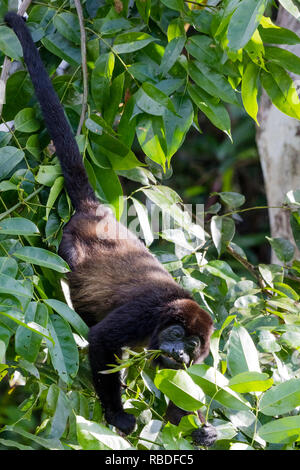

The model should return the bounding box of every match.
[59,205,182,325]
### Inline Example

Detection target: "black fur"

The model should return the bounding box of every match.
[4,12,97,211]
[5,12,216,446]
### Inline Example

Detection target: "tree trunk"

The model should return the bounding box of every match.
[256,6,300,263]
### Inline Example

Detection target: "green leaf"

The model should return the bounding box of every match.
[205,260,241,283]
[103,73,125,126]
[266,236,295,263]
[92,166,123,220]
[257,330,281,353]
[159,36,186,76]
[90,133,142,171]
[163,95,194,163]
[161,229,194,252]
[2,71,34,121]
[290,212,300,251]
[76,416,133,450]
[136,115,167,169]
[211,216,235,256]
[113,32,156,53]
[227,0,268,51]
[93,18,131,37]
[0,218,39,236]
[13,247,70,273]
[46,314,79,385]
[4,425,64,450]
[26,134,41,159]
[0,310,52,343]
[186,35,220,69]
[91,53,115,112]
[227,325,261,375]
[261,65,300,120]
[42,32,81,66]
[85,114,116,137]
[0,257,18,277]
[167,18,185,41]
[0,273,32,298]
[160,0,184,10]
[36,165,62,186]
[46,176,64,219]
[241,62,259,125]
[220,192,246,208]
[281,330,300,348]
[131,198,154,247]
[14,108,40,133]
[188,364,251,411]
[136,0,151,23]
[0,146,24,181]
[210,315,236,369]
[44,299,89,339]
[188,84,231,136]
[267,297,300,315]
[229,371,273,393]
[258,416,300,444]
[278,0,300,20]
[53,12,80,45]
[286,189,300,207]
[136,82,177,116]
[0,439,33,450]
[15,302,48,363]
[0,25,22,59]
[45,384,71,439]
[245,29,265,68]
[258,263,284,287]
[259,378,300,417]
[188,62,239,106]
[265,46,300,75]
[154,369,205,411]
[274,281,299,300]
[259,17,300,45]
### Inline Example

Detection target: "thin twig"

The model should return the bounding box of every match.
[284,274,300,284]
[226,244,266,291]
[74,0,88,135]
[0,57,11,116]
[184,0,218,8]
[0,186,44,221]
[0,0,33,116]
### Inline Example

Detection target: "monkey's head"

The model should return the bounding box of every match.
[154,299,214,369]
[158,324,202,368]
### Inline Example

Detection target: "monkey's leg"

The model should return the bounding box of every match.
[165,401,217,447]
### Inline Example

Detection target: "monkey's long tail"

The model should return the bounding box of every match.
[5,11,98,211]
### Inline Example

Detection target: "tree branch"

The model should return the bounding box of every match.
[0,0,33,116]
[226,244,266,291]
[74,0,88,136]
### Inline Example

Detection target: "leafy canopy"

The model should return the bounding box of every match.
[0,0,300,451]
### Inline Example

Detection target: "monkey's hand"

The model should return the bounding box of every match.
[105,409,136,435]
[191,423,217,447]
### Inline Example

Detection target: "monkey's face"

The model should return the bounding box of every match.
[157,325,201,369]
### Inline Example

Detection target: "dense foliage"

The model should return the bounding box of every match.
[1,0,300,450]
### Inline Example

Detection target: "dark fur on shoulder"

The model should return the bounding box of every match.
[5,12,216,446]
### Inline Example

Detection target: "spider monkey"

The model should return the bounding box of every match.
[5,12,217,447]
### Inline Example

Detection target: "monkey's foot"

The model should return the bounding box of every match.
[191,423,217,447]
[106,410,136,435]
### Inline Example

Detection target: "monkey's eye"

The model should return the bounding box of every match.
[188,337,200,349]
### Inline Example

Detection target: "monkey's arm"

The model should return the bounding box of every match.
[88,301,159,434]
